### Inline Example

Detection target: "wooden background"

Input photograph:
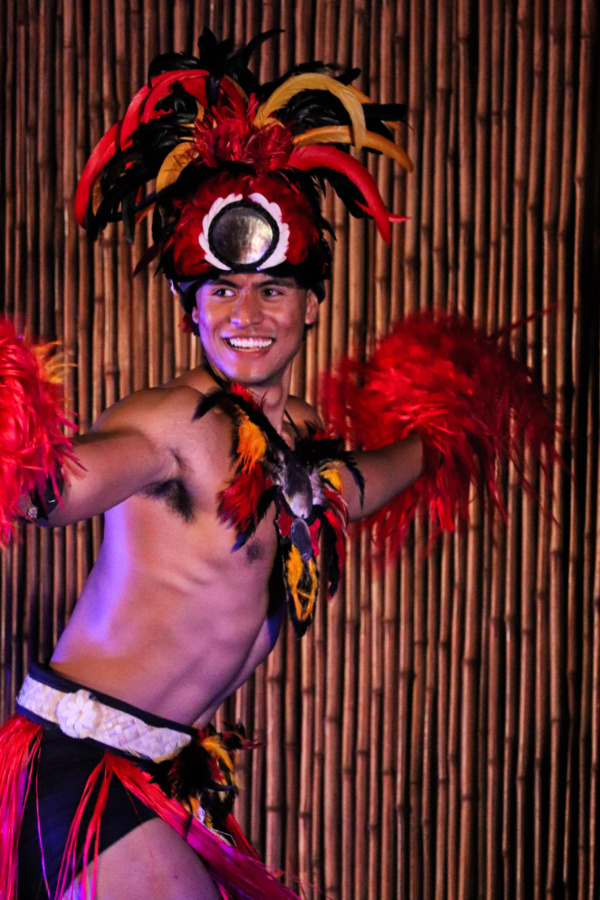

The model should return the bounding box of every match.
[1,1,599,898]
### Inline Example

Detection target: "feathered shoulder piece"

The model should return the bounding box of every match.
[0,317,76,545]
[322,312,558,553]
[194,383,363,636]
[75,29,412,285]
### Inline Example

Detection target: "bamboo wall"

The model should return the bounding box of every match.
[1,1,599,898]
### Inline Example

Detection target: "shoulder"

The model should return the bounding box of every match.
[89,379,235,461]
[91,384,203,437]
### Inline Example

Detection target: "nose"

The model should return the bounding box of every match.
[230,288,263,327]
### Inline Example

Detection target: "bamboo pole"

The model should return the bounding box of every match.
[342,535,360,900]
[474,6,492,890]
[497,6,517,895]
[409,516,427,900]
[299,621,316,896]
[368,551,384,900]
[559,0,581,888]
[324,568,343,900]
[397,535,414,900]
[575,3,597,895]
[422,546,438,900]
[435,532,452,900]
[544,2,568,892]
[381,551,399,900]
[284,621,300,883]
[266,615,285,874]
[309,586,324,895]
[514,3,536,894]
[355,533,372,900]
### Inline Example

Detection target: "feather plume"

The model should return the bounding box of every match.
[77,29,411,280]
[0,318,76,546]
[254,73,369,148]
[322,312,558,553]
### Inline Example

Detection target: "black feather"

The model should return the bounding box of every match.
[317,510,341,596]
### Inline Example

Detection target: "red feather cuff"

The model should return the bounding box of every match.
[322,312,558,552]
[0,318,75,545]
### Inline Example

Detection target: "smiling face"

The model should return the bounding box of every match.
[192,272,319,389]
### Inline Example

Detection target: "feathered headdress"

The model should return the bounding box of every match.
[75,29,412,300]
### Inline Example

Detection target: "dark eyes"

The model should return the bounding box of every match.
[210,287,284,299]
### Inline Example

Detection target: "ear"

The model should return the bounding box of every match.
[304,289,319,326]
[191,305,199,324]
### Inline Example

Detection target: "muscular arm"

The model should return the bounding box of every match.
[25,386,199,527]
[341,434,424,522]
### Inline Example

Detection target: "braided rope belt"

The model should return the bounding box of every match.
[17,674,193,763]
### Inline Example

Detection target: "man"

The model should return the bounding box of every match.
[0,32,425,900]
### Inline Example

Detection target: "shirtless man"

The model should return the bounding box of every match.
[0,32,423,900]
[19,270,421,899]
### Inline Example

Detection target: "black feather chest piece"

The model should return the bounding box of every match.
[194,385,364,636]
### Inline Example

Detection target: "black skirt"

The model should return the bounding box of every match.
[17,725,158,900]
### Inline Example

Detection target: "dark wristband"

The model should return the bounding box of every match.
[26,472,64,523]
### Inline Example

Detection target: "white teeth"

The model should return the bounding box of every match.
[226,337,273,349]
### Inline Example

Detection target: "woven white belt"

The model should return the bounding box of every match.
[17,674,193,763]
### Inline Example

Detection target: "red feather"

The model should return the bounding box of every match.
[218,462,270,540]
[74,122,120,225]
[192,98,294,171]
[322,312,558,552]
[118,81,154,146]
[288,144,392,242]
[0,318,76,545]
[0,715,42,900]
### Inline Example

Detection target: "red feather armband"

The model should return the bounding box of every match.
[0,317,75,545]
[322,312,558,552]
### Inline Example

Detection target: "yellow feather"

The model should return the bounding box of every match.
[293,125,414,172]
[319,465,344,494]
[254,74,369,150]
[286,545,318,622]
[237,414,268,472]
[201,735,235,773]
[156,140,199,194]
[32,343,70,385]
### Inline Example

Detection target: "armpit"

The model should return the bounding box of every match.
[142,478,195,522]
